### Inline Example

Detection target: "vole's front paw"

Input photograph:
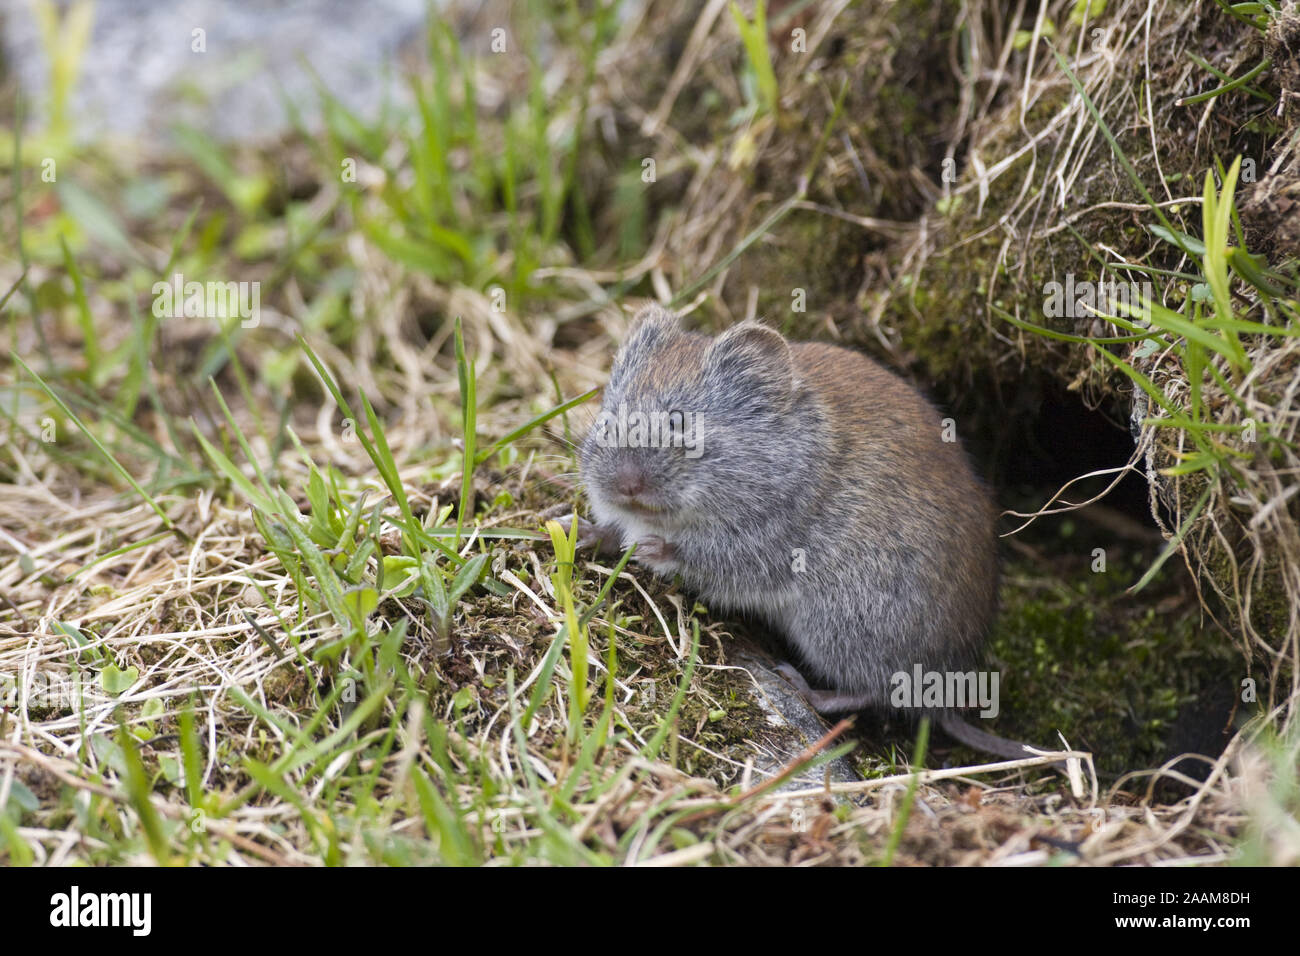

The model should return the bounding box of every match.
[635,535,676,564]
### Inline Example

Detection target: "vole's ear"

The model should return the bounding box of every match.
[609,304,681,390]
[705,321,794,398]
[625,303,680,340]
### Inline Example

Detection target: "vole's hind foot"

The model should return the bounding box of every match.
[775,663,871,714]
[774,662,812,693]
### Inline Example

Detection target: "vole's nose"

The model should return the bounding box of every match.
[613,461,648,498]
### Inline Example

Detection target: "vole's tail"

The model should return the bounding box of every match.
[935,711,1069,770]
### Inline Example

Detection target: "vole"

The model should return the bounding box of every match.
[574,304,1059,765]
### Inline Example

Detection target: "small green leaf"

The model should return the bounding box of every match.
[1,781,38,822]
[89,733,129,776]
[53,621,103,662]
[1149,224,1206,257]
[382,556,421,598]
[100,663,140,696]
[342,586,380,620]
[452,685,477,713]
[1013,20,1055,49]
[158,755,184,787]
[1068,0,1107,26]
[448,552,489,604]
[141,696,165,723]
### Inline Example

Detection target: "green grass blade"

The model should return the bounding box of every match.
[474,388,599,465]
[640,620,701,761]
[13,352,183,537]
[1131,482,1213,592]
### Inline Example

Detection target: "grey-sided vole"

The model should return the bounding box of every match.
[575,304,1057,764]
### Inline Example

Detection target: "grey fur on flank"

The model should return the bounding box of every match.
[577,304,1055,764]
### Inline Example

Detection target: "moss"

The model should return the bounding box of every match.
[983,551,1241,777]
[1197,520,1296,688]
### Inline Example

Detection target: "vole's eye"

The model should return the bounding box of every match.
[665,409,686,440]
[665,409,705,459]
